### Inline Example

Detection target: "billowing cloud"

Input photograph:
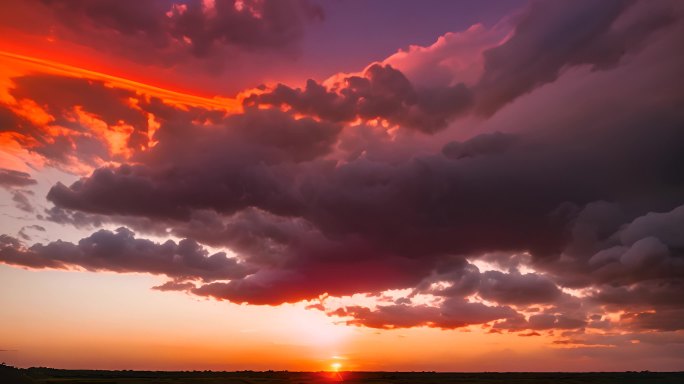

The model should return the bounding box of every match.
[44,11,684,314]
[47,108,341,220]
[246,0,675,131]
[1,0,683,339]
[2,0,322,68]
[0,227,253,281]
[477,270,562,306]
[473,0,676,115]
[244,63,472,133]
[382,23,507,88]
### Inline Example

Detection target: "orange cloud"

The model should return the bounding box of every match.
[0,50,243,112]
[0,50,255,173]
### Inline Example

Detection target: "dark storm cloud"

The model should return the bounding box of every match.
[545,203,684,305]
[6,0,684,332]
[192,253,430,305]
[529,202,684,333]
[47,108,341,220]
[0,168,36,188]
[474,0,675,115]
[244,64,472,133]
[442,132,517,160]
[0,227,253,281]
[45,57,684,305]
[48,137,592,303]
[594,279,684,313]
[25,0,322,66]
[410,260,481,298]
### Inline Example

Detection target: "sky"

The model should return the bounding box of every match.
[0,0,683,372]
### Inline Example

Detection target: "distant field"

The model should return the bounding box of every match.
[3,365,684,384]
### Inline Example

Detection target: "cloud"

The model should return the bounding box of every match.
[620,204,684,248]
[477,270,562,305]
[47,108,341,220]
[245,0,676,133]
[537,203,684,333]
[442,132,517,159]
[17,224,46,241]
[45,41,684,305]
[621,309,684,332]
[10,75,147,130]
[7,0,323,68]
[473,0,675,115]
[11,190,34,213]
[0,168,36,188]
[245,64,472,133]
[0,227,253,282]
[0,74,152,170]
[333,298,516,330]
[549,203,684,296]
[382,23,507,88]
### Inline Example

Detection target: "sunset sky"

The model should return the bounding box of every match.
[1,0,684,372]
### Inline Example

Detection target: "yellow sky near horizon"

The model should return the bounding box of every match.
[0,263,647,372]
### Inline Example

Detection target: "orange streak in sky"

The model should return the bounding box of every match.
[0,50,243,112]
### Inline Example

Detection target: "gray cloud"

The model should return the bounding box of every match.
[11,190,34,213]
[0,168,36,189]
[245,64,472,133]
[474,0,675,115]
[333,298,516,330]
[0,227,253,282]
[15,0,323,67]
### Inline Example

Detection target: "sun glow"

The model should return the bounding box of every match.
[327,362,344,382]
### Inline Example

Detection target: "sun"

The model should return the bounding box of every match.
[331,362,342,372]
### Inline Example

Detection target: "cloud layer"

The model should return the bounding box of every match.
[1,0,323,68]
[1,0,683,342]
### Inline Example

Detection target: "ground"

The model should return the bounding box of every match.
[2,365,684,384]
